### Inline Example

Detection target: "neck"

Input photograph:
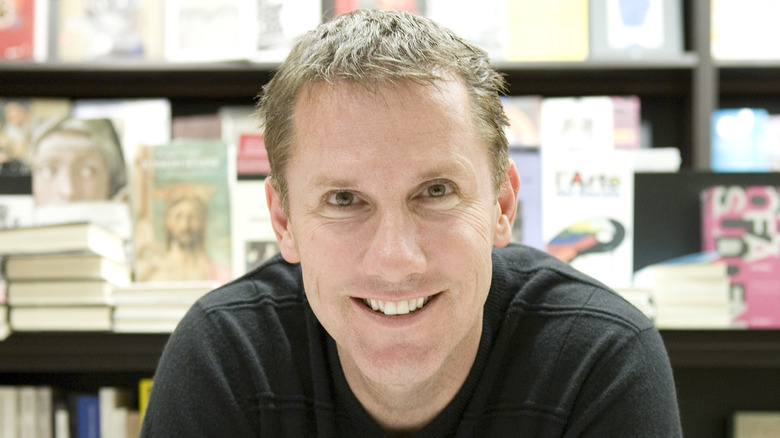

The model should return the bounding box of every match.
[338,317,482,435]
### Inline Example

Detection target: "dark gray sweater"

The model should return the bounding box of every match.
[141,244,682,437]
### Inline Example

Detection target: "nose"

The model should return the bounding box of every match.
[362,209,427,282]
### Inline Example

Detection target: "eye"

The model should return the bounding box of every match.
[328,191,356,206]
[426,183,448,197]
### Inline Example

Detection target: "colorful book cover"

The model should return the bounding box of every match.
[75,394,100,438]
[541,149,635,289]
[701,185,780,328]
[133,140,233,284]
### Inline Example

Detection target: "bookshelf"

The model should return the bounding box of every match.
[1,1,779,437]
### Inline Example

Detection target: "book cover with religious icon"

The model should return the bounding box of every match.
[132,140,233,284]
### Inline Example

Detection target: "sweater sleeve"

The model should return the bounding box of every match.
[565,326,682,437]
[139,302,258,438]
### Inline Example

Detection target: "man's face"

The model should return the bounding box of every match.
[32,132,111,205]
[268,78,516,388]
[165,198,206,250]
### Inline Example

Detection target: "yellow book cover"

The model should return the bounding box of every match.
[138,378,153,422]
[505,0,589,62]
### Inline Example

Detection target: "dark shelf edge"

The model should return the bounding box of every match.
[2,330,780,373]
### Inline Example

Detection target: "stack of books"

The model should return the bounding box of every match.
[634,253,745,329]
[112,281,218,333]
[0,222,130,332]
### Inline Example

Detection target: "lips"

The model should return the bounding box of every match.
[361,296,432,315]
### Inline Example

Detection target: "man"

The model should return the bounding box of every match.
[141,9,681,437]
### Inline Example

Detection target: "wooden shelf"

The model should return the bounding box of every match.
[2,330,780,374]
[0,333,168,373]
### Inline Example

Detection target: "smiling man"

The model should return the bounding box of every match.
[141,9,682,437]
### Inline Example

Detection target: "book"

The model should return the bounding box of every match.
[132,140,233,284]
[113,281,218,304]
[732,411,780,438]
[138,378,153,423]
[502,96,542,149]
[0,97,72,176]
[711,0,780,61]
[0,386,19,438]
[508,147,543,250]
[230,178,277,278]
[541,149,635,289]
[634,252,743,329]
[589,0,684,60]
[0,0,49,61]
[540,96,616,151]
[163,0,256,62]
[10,305,113,332]
[0,193,34,229]
[251,0,322,63]
[425,0,507,62]
[171,113,222,140]
[74,394,100,438]
[98,387,133,438]
[0,222,127,261]
[504,0,589,62]
[701,185,780,328]
[54,0,164,61]
[7,280,118,306]
[4,253,131,285]
[711,108,771,172]
[0,304,9,340]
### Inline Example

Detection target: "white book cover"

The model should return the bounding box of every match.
[230,179,278,278]
[541,149,635,289]
[164,0,257,62]
[540,97,615,152]
[252,0,322,63]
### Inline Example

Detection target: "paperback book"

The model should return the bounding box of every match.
[701,185,780,328]
[132,140,233,284]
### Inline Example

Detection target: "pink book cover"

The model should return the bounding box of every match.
[0,0,35,60]
[701,185,780,328]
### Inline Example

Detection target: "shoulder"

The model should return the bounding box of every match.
[490,243,652,333]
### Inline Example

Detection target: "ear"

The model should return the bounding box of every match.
[493,159,521,248]
[265,178,301,263]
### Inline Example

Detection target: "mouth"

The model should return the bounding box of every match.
[361,296,433,316]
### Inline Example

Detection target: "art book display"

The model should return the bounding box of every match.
[132,140,232,284]
[541,149,635,289]
[701,185,780,328]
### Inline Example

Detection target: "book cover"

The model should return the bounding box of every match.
[508,148,543,250]
[163,0,256,62]
[425,0,507,62]
[541,149,635,289]
[589,0,684,60]
[133,140,232,284]
[540,96,616,151]
[711,0,780,60]
[1,98,72,177]
[230,178,277,278]
[502,95,542,149]
[504,0,588,62]
[251,0,322,63]
[701,185,780,328]
[4,253,131,285]
[0,0,48,61]
[54,0,164,61]
[711,108,771,172]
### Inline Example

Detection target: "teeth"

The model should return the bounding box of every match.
[363,297,430,316]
